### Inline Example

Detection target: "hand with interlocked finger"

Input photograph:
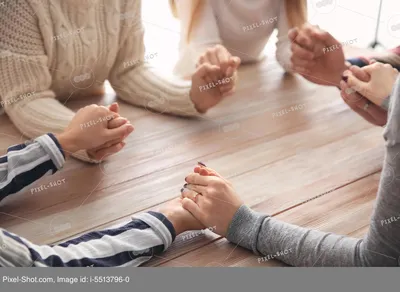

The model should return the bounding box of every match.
[180,163,244,237]
[339,62,394,126]
[344,62,399,108]
[289,24,347,86]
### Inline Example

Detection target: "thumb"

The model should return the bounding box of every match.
[106,123,134,140]
[182,198,204,221]
[347,74,368,93]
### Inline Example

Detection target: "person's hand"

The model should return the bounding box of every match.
[197,44,241,84]
[158,197,205,235]
[180,166,244,237]
[56,104,134,158]
[190,45,241,113]
[289,24,347,86]
[86,103,133,160]
[340,66,388,126]
[345,62,399,107]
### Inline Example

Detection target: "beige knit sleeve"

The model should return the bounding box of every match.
[108,1,201,118]
[0,0,96,163]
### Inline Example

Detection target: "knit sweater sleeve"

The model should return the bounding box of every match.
[274,1,292,73]
[173,0,222,78]
[0,0,95,163]
[108,1,201,117]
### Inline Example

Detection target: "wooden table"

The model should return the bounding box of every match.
[0,49,383,267]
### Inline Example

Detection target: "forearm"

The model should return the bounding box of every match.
[112,63,200,117]
[0,134,65,202]
[109,18,201,118]
[0,212,176,267]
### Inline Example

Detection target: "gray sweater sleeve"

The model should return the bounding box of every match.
[227,77,400,267]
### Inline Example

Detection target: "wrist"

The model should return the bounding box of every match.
[190,90,207,114]
[163,211,186,235]
[55,132,79,158]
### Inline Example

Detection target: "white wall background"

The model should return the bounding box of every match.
[141,0,400,71]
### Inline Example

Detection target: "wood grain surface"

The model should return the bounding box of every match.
[0,49,383,267]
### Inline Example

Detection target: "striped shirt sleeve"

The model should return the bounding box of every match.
[0,212,176,267]
[0,133,65,202]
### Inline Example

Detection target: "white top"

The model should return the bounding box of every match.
[174,0,292,77]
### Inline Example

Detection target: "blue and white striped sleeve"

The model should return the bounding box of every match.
[0,211,176,267]
[0,133,65,202]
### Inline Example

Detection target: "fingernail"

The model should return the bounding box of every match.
[126,125,134,133]
[180,188,184,193]
[198,161,206,167]
[183,183,188,188]
[342,75,348,82]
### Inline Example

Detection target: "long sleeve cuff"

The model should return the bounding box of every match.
[34,134,65,170]
[133,211,176,251]
[226,205,269,255]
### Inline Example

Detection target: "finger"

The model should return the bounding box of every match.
[294,30,314,51]
[194,166,223,177]
[185,173,214,186]
[216,45,230,74]
[219,74,236,92]
[362,62,382,74]
[181,187,202,201]
[92,142,126,160]
[182,198,204,222]
[108,102,119,114]
[91,137,124,152]
[311,29,339,47]
[208,65,222,82]
[346,73,368,93]
[229,56,241,70]
[181,187,195,199]
[197,55,208,67]
[196,63,218,87]
[184,183,207,195]
[349,65,370,82]
[105,123,134,140]
[206,47,219,66]
[340,80,364,105]
[383,63,394,70]
[220,84,235,95]
[291,40,314,58]
[225,57,241,77]
[225,66,235,79]
[108,117,128,129]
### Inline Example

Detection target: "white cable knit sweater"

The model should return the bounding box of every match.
[0,0,200,162]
